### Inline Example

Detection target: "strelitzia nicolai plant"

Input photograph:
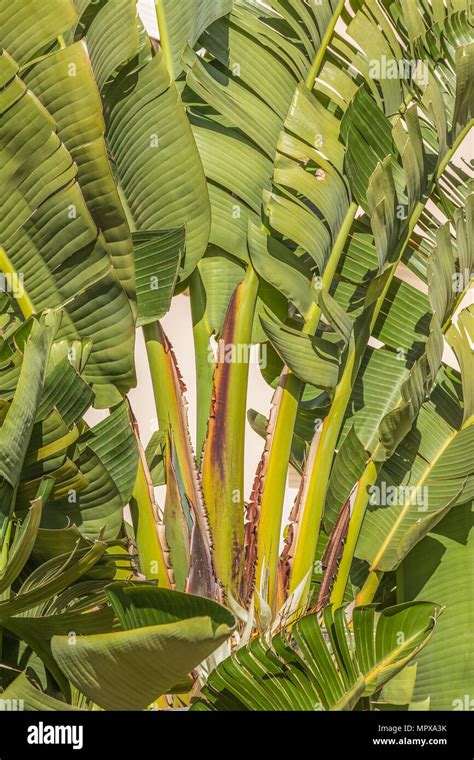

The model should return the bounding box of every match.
[0,0,472,711]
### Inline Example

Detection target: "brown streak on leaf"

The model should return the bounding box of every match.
[312,495,351,613]
[155,325,219,601]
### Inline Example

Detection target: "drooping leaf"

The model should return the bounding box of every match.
[193,602,440,711]
[400,499,474,710]
[51,583,236,710]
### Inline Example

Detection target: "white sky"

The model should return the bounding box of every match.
[137,0,159,38]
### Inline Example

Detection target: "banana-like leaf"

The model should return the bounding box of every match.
[0,0,78,66]
[399,500,474,710]
[0,478,53,593]
[51,583,236,710]
[0,672,82,711]
[261,312,341,391]
[133,228,184,326]
[105,48,210,280]
[72,0,140,90]
[322,184,472,601]
[0,300,137,544]
[284,1,473,603]
[156,0,234,78]
[0,319,50,513]
[356,354,474,574]
[192,602,440,711]
[4,604,119,695]
[0,541,106,619]
[0,49,136,407]
[144,429,166,486]
[23,40,135,298]
[34,402,139,541]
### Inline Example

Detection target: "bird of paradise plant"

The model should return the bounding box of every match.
[0,0,472,711]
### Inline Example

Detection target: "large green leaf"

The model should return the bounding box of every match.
[400,500,474,710]
[0,306,137,543]
[51,583,236,710]
[43,402,139,540]
[0,319,49,513]
[261,312,341,391]
[133,228,183,326]
[193,602,440,711]
[0,49,136,407]
[0,672,82,711]
[23,41,135,298]
[156,0,234,78]
[0,0,78,66]
[0,541,106,619]
[104,46,211,280]
[356,366,474,573]
[0,479,53,594]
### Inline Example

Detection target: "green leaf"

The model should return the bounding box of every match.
[0,319,49,512]
[156,0,233,79]
[51,583,236,710]
[0,672,82,711]
[145,429,166,486]
[193,602,440,711]
[0,0,78,66]
[357,376,474,573]
[261,312,340,391]
[105,47,211,280]
[0,541,106,618]
[77,0,140,91]
[133,228,184,327]
[0,478,53,593]
[23,41,135,299]
[0,50,136,407]
[248,221,313,319]
[447,307,474,424]
[53,403,139,540]
[400,499,474,710]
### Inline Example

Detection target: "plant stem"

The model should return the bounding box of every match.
[331,259,474,607]
[154,0,175,77]
[356,569,383,606]
[253,369,301,608]
[288,344,356,600]
[189,266,214,463]
[142,321,215,597]
[330,461,379,607]
[0,247,35,319]
[288,125,473,605]
[128,404,172,588]
[201,265,259,599]
[304,0,346,89]
[0,496,15,575]
[255,202,357,612]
